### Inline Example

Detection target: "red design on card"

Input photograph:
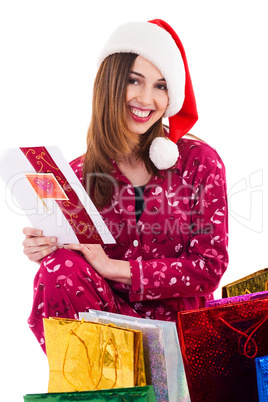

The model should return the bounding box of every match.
[25,173,68,200]
[34,178,53,196]
[21,147,103,244]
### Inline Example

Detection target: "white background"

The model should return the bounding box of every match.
[0,0,267,400]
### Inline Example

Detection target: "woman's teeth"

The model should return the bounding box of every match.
[130,107,151,118]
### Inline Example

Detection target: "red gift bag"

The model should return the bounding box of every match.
[177,298,268,402]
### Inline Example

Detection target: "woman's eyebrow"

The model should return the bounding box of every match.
[130,70,166,82]
[130,70,144,78]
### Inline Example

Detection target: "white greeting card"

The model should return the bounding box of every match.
[0,146,115,245]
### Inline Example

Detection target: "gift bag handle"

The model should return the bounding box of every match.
[95,336,119,390]
[107,322,142,386]
[62,328,119,391]
[218,312,268,358]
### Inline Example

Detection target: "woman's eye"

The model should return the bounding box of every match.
[129,78,139,85]
[156,84,167,90]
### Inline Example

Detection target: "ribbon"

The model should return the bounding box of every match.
[219,312,268,359]
[62,322,119,391]
[105,322,142,386]
[21,147,103,244]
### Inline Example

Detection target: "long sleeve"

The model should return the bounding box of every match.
[128,140,228,302]
[69,139,229,317]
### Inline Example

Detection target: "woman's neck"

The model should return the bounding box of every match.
[117,155,152,187]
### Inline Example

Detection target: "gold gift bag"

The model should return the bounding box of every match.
[43,318,146,393]
[222,268,268,298]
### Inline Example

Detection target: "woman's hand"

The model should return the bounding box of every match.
[22,227,58,264]
[65,243,132,285]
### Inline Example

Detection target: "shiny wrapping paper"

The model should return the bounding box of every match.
[222,268,268,298]
[206,290,268,307]
[23,386,156,401]
[255,355,268,402]
[79,310,190,402]
[177,298,268,402]
[43,318,146,393]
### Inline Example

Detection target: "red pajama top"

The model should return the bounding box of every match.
[70,138,228,321]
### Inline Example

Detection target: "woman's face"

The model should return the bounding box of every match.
[125,55,169,135]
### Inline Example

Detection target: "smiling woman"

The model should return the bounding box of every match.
[126,56,169,134]
[22,19,229,353]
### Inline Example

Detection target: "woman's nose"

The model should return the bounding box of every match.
[136,86,153,105]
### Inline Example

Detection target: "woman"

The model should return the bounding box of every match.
[23,19,228,352]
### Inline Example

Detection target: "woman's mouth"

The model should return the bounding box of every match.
[129,107,153,122]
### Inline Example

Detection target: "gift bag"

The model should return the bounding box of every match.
[43,318,146,393]
[255,355,268,402]
[23,386,156,401]
[222,267,268,298]
[79,310,190,402]
[177,298,268,402]
[206,290,268,307]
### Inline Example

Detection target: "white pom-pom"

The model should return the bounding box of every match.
[149,137,179,170]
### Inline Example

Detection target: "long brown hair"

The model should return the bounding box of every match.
[83,53,166,209]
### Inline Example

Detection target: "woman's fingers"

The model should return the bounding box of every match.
[22,227,43,237]
[64,243,102,259]
[22,235,57,248]
[25,245,57,263]
[22,227,58,264]
[64,243,111,277]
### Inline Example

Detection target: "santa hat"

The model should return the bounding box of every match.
[97,19,198,169]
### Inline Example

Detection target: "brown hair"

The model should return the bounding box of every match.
[83,53,166,209]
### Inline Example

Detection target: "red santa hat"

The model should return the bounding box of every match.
[97,19,198,169]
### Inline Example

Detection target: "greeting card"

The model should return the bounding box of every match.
[0,146,115,245]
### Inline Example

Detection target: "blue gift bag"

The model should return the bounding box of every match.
[255,355,268,401]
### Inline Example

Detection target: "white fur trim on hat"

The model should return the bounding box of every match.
[97,21,185,118]
[149,137,179,170]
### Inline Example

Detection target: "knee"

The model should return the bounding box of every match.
[37,248,86,286]
[36,248,104,297]
[42,248,82,270]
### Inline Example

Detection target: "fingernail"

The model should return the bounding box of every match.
[51,237,57,243]
[36,230,42,236]
[51,246,57,251]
